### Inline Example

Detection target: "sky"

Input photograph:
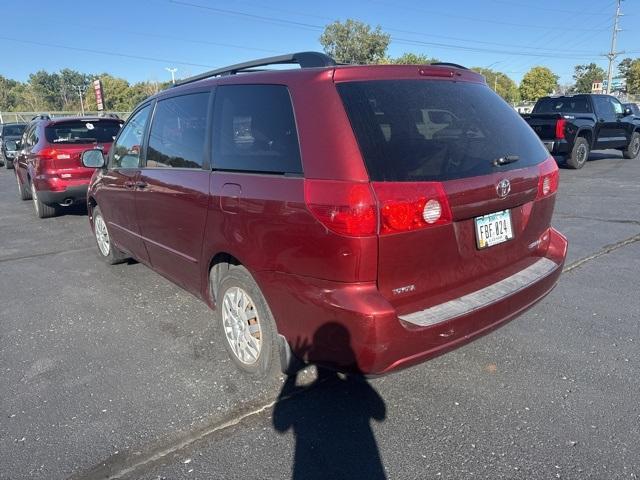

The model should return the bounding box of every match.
[1,0,638,87]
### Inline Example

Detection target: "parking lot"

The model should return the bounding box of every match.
[1,152,639,479]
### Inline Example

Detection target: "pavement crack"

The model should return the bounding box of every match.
[0,246,94,264]
[555,214,640,226]
[563,232,640,273]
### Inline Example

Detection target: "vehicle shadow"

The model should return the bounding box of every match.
[273,323,387,480]
[556,150,623,168]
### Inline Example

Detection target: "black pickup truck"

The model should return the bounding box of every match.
[522,94,640,169]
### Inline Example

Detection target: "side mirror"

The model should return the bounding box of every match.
[14,140,21,149]
[624,107,633,117]
[82,149,105,168]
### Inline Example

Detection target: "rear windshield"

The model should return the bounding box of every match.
[45,120,122,144]
[533,96,592,114]
[337,80,548,182]
[2,124,25,137]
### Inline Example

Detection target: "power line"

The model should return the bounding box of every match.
[0,35,217,69]
[488,0,613,16]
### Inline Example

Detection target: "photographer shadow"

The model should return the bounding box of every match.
[273,323,387,480]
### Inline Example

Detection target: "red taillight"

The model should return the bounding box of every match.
[36,148,57,160]
[537,158,559,199]
[304,180,377,236]
[555,118,566,139]
[372,182,452,235]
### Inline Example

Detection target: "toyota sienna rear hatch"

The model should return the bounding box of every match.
[336,76,558,316]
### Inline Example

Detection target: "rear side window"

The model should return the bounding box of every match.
[337,80,549,182]
[146,92,209,169]
[45,120,122,144]
[212,85,302,174]
[533,97,592,114]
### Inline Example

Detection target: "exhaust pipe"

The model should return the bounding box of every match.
[59,198,74,207]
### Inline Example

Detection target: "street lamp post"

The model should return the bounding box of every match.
[165,67,178,85]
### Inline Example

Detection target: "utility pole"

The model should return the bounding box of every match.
[605,0,623,95]
[75,85,86,116]
[165,67,178,85]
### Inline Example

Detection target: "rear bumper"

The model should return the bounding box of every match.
[257,228,567,375]
[542,139,570,155]
[36,184,88,205]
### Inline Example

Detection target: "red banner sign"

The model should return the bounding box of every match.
[93,79,104,111]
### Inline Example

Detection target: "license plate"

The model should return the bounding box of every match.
[475,210,514,249]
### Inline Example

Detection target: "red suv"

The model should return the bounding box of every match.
[82,52,568,377]
[14,115,123,218]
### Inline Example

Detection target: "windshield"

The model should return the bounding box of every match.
[533,96,592,114]
[45,120,122,144]
[337,80,548,182]
[2,124,26,137]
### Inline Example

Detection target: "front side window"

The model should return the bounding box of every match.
[146,92,209,169]
[111,104,151,169]
[594,96,615,119]
[212,85,302,174]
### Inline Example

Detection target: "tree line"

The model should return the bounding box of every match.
[0,70,170,113]
[1,19,639,113]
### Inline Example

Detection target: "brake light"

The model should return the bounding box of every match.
[537,158,559,199]
[372,182,452,234]
[304,180,377,236]
[36,148,57,160]
[555,118,566,139]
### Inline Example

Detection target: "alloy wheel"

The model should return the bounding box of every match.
[94,215,111,257]
[221,286,262,365]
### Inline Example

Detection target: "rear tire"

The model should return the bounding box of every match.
[31,180,57,218]
[623,132,640,159]
[93,206,128,264]
[566,136,589,169]
[16,170,31,200]
[215,266,279,378]
[4,157,13,169]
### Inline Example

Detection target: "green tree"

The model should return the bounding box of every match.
[618,57,634,78]
[320,19,390,64]
[0,75,19,111]
[472,68,520,104]
[572,63,606,93]
[519,66,559,101]
[627,59,640,94]
[380,52,438,64]
[85,74,138,111]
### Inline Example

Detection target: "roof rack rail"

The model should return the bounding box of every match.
[176,51,336,87]
[31,114,51,121]
[430,62,468,70]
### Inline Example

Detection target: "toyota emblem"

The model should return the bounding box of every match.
[496,179,511,198]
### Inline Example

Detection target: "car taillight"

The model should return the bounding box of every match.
[537,158,559,199]
[36,148,57,160]
[372,182,452,235]
[304,179,377,236]
[555,118,566,139]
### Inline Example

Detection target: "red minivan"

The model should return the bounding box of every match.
[82,52,567,377]
[14,116,123,218]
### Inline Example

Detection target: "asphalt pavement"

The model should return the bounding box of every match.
[1,152,639,480]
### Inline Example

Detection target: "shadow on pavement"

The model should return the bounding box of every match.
[273,323,387,480]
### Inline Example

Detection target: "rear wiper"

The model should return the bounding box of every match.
[493,155,520,166]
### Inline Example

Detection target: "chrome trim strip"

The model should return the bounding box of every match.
[399,257,558,327]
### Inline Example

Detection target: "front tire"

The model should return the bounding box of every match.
[31,180,57,218]
[4,156,13,169]
[216,266,279,378]
[93,206,128,264]
[623,132,640,159]
[566,136,590,169]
